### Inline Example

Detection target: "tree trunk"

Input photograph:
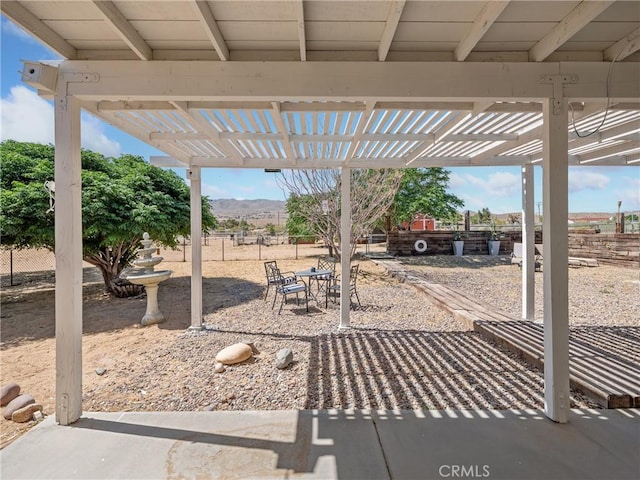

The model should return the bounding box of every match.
[84,241,144,298]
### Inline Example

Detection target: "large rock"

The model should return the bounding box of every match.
[3,394,35,420]
[12,403,43,423]
[0,383,20,407]
[215,343,253,365]
[275,348,294,369]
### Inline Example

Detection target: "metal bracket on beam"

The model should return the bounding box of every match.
[62,72,100,83]
[539,74,578,115]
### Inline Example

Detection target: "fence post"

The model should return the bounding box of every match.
[183,236,186,262]
[10,248,14,286]
[295,237,298,260]
[259,239,262,260]
[221,237,225,261]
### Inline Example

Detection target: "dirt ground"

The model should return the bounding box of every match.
[0,247,388,448]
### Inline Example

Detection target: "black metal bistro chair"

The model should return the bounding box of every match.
[263,260,296,301]
[312,256,337,296]
[272,267,309,314]
[326,264,361,308]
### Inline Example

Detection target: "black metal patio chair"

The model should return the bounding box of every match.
[326,264,361,308]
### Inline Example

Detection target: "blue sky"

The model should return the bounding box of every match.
[2,15,638,214]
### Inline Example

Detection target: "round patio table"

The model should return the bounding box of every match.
[295,268,333,305]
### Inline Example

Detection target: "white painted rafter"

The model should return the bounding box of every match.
[1,1,77,59]
[378,1,406,62]
[170,101,241,162]
[294,0,307,61]
[192,0,229,61]
[92,1,152,60]
[83,101,192,164]
[529,1,616,62]
[604,27,640,62]
[345,102,376,163]
[271,102,297,163]
[454,1,510,62]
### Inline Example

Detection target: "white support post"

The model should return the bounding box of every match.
[339,167,351,330]
[188,167,203,330]
[54,93,83,425]
[542,96,570,423]
[521,164,535,321]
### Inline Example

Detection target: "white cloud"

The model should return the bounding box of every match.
[202,183,230,198]
[451,171,520,197]
[448,172,467,188]
[568,169,609,193]
[2,17,36,42]
[620,176,640,210]
[1,86,121,157]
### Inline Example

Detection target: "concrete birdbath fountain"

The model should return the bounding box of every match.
[125,232,172,326]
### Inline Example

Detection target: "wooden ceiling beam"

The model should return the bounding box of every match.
[529,1,615,62]
[192,0,229,61]
[92,1,152,60]
[454,1,510,62]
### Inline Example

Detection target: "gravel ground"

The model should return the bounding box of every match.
[82,257,611,413]
[390,255,639,327]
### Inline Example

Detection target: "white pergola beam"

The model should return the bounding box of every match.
[378,1,406,62]
[542,97,570,424]
[454,1,510,62]
[92,1,152,60]
[604,27,640,62]
[54,61,640,102]
[192,0,229,61]
[151,156,189,168]
[294,0,306,61]
[183,154,538,169]
[1,1,77,59]
[529,1,616,62]
[578,141,640,162]
[148,131,521,143]
[54,93,83,425]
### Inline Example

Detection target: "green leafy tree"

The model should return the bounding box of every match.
[472,207,492,224]
[285,193,318,241]
[391,168,464,226]
[0,140,217,297]
[264,223,277,236]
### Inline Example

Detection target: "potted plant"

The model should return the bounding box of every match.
[488,221,501,256]
[452,227,464,256]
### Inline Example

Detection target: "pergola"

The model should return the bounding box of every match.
[3,0,639,428]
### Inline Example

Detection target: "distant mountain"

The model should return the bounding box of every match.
[209,198,286,217]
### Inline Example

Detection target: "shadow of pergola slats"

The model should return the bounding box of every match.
[305,330,557,411]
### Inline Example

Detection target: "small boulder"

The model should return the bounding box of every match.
[215,343,252,365]
[0,383,20,407]
[214,362,226,373]
[275,348,294,369]
[95,368,107,376]
[3,394,35,420]
[12,403,43,423]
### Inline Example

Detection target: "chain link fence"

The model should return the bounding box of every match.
[1,235,388,288]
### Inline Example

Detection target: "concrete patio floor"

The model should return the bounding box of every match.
[1,408,638,480]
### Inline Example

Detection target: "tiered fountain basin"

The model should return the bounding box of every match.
[124,233,172,326]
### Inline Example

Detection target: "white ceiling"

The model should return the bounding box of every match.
[2,0,639,168]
